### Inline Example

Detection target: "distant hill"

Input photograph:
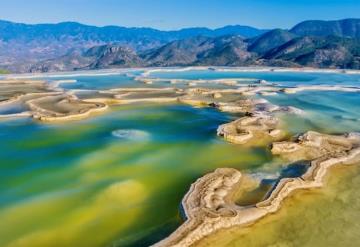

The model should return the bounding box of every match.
[30,44,144,72]
[195,36,255,66]
[248,29,298,55]
[86,45,144,69]
[141,36,215,66]
[30,35,255,72]
[0,20,266,42]
[212,25,268,38]
[290,19,360,38]
[142,35,254,67]
[0,19,267,66]
[3,18,360,72]
[29,50,93,73]
[263,36,360,69]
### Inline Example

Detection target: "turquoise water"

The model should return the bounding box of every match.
[0,104,270,247]
[265,91,360,134]
[54,73,144,90]
[1,68,360,247]
[43,69,360,90]
[150,69,360,87]
[0,102,26,114]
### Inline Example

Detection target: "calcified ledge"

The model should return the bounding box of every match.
[1,77,306,122]
[5,66,360,80]
[2,66,359,122]
[138,66,360,79]
[154,132,360,247]
[0,79,108,122]
[2,69,360,246]
[282,85,360,94]
[217,115,286,145]
[27,94,108,122]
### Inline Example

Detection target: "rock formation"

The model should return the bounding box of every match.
[154,132,360,247]
[2,69,360,247]
[217,115,286,145]
[271,131,360,161]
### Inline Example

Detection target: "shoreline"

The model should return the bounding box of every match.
[5,66,360,79]
[154,141,360,247]
[154,123,360,247]
[1,68,360,246]
[1,70,360,122]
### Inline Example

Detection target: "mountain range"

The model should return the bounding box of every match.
[1,18,360,73]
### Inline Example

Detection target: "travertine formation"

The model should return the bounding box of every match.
[2,69,360,247]
[27,94,107,122]
[0,80,107,121]
[0,77,303,124]
[281,85,360,94]
[3,68,358,123]
[217,115,286,145]
[146,69,360,246]
[154,132,360,247]
[153,168,268,247]
[0,80,50,104]
[271,131,360,161]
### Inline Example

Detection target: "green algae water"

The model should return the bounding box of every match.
[0,104,270,247]
[1,69,360,247]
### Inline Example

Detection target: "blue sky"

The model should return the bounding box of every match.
[0,0,359,30]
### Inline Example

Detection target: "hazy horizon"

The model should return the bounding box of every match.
[2,17,360,31]
[0,0,359,30]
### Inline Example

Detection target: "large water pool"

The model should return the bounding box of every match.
[1,68,360,247]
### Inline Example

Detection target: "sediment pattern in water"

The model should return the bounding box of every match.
[1,67,360,247]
